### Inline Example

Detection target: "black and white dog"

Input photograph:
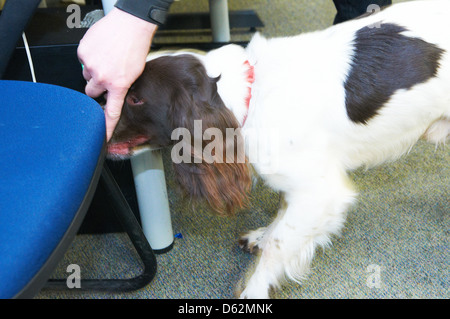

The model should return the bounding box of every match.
[108,0,450,298]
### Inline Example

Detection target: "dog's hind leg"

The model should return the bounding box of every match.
[239,166,357,299]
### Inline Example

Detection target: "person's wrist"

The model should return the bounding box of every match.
[108,7,158,34]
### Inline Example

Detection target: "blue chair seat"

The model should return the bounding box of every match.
[0,80,105,298]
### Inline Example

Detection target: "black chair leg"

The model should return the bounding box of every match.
[45,163,157,292]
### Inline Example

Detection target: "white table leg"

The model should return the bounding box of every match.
[209,0,231,42]
[130,149,174,253]
[101,0,116,15]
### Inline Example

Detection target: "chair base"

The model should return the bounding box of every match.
[44,163,157,293]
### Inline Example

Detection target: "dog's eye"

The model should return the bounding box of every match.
[132,97,142,104]
[126,95,145,106]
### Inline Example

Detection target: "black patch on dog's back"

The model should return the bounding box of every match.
[344,23,444,124]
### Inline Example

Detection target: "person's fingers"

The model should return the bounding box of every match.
[85,78,107,98]
[104,89,127,141]
[82,66,92,82]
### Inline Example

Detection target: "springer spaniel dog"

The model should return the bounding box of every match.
[108,0,450,298]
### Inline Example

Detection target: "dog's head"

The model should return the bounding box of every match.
[108,54,251,215]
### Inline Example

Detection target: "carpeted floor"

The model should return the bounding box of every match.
[37,0,448,299]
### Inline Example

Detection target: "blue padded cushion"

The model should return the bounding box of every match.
[0,80,105,298]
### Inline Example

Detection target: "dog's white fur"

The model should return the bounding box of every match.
[149,0,450,298]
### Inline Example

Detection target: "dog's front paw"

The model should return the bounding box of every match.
[239,284,270,299]
[238,227,267,254]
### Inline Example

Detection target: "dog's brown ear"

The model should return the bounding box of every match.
[168,60,251,215]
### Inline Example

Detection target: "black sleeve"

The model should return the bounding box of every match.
[115,0,175,26]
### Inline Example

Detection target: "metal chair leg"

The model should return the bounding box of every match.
[45,163,157,292]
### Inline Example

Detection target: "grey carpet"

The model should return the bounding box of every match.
[37,0,448,299]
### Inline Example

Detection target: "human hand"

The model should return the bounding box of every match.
[78,7,157,141]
